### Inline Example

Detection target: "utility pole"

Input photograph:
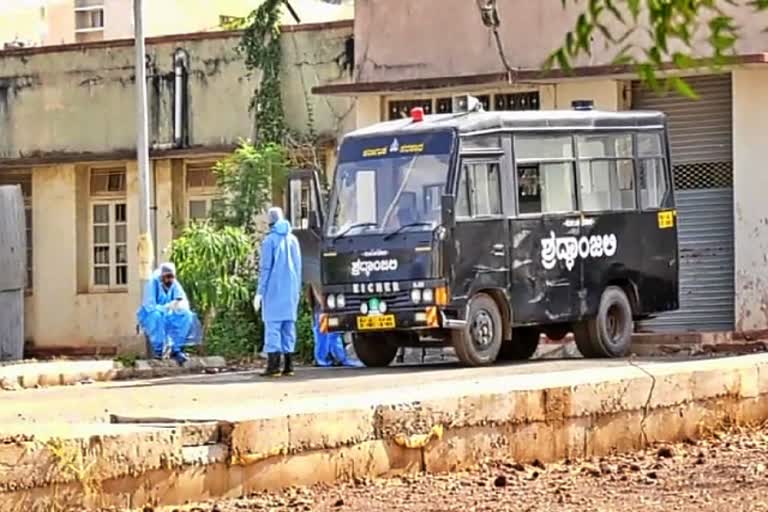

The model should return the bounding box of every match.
[134,0,154,297]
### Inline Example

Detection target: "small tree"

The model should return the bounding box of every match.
[168,223,253,330]
[212,141,287,235]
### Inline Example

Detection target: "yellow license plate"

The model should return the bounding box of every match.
[357,314,396,330]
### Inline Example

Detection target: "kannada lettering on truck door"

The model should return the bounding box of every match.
[286,96,679,368]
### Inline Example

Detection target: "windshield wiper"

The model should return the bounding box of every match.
[383,222,434,241]
[333,222,377,240]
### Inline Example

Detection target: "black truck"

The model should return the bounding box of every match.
[286,97,679,367]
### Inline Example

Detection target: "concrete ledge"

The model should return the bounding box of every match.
[4,354,768,510]
[0,357,228,391]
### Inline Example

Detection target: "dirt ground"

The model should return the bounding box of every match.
[150,421,768,512]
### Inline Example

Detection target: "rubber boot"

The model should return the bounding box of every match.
[261,353,282,378]
[282,353,295,376]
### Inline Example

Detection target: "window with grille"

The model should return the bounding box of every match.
[0,172,32,289]
[89,167,127,289]
[186,163,222,222]
[388,99,433,120]
[391,91,539,118]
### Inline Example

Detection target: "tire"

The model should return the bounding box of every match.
[574,286,634,358]
[498,327,540,361]
[352,333,398,367]
[451,293,503,366]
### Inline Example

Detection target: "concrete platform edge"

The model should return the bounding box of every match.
[3,354,768,510]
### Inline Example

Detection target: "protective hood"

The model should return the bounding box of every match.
[271,219,292,236]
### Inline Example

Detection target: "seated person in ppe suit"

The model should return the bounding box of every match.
[136,262,201,365]
[312,298,361,367]
[253,207,302,377]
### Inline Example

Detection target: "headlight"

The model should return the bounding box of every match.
[336,294,346,309]
[326,294,336,309]
[360,302,369,315]
[422,288,434,303]
[411,289,422,304]
[378,301,388,314]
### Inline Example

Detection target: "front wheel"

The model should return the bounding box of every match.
[574,286,634,358]
[352,333,398,367]
[451,293,503,366]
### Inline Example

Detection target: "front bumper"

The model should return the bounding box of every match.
[321,307,466,333]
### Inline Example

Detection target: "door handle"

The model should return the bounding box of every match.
[491,244,505,257]
[492,244,505,250]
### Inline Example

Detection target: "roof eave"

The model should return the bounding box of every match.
[313,53,768,96]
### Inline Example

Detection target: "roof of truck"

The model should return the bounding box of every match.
[345,109,667,139]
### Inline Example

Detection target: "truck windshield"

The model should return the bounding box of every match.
[326,130,455,237]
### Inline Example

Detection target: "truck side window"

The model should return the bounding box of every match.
[637,132,670,209]
[457,162,502,218]
[455,167,470,218]
[577,133,636,212]
[514,135,576,215]
[470,162,502,216]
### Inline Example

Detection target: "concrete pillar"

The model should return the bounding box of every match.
[732,68,768,331]
[354,95,382,129]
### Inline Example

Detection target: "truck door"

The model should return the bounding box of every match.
[452,159,510,301]
[510,158,583,325]
[286,169,325,293]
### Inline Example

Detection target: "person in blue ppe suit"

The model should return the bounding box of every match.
[253,207,302,377]
[312,299,361,367]
[136,262,201,365]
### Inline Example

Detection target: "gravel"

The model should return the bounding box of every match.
[146,420,768,512]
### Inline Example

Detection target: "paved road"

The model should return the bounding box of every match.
[0,355,711,427]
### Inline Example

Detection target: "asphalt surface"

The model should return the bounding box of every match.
[151,420,768,512]
[0,354,708,427]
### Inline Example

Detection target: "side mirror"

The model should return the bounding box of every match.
[441,194,455,229]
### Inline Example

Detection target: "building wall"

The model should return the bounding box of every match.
[732,68,768,331]
[0,21,355,351]
[0,23,355,162]
[1,0,354,47]
[353,0,768,84]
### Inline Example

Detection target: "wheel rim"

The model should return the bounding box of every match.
[605,303,626,345]
[471,310,495,350]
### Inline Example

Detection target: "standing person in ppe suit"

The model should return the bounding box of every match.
[136,262,201,365]
[253,207,302,377]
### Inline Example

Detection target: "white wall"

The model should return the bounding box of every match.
[732,68,768,332]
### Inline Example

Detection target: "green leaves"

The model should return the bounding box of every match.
[169,223,253,320]
[548,0,768,96]
[239,0,286,144]
[213,141,288,234]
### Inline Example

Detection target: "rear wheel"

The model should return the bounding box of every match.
[498,327,540,361]
[574,286,634,358]
[352,333,398,367]
[451,293,503,366]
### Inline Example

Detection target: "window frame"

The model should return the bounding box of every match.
[88,166,127,292]
[89,200,128,292]
[512,133,579,217]
[455,158,505,221]
[185,162,223,223]
[635,131,673,211]
[575,131,639,214]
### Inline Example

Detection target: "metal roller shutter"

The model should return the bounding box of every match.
[633,74,735,332]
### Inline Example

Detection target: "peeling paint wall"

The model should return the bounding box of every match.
[0,22,355,161]
[353,0,768,84]
[733,68,768,332]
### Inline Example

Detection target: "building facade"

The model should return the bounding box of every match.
[0,0,354,47]
[314,0,768,335]
[0,20,355,353]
